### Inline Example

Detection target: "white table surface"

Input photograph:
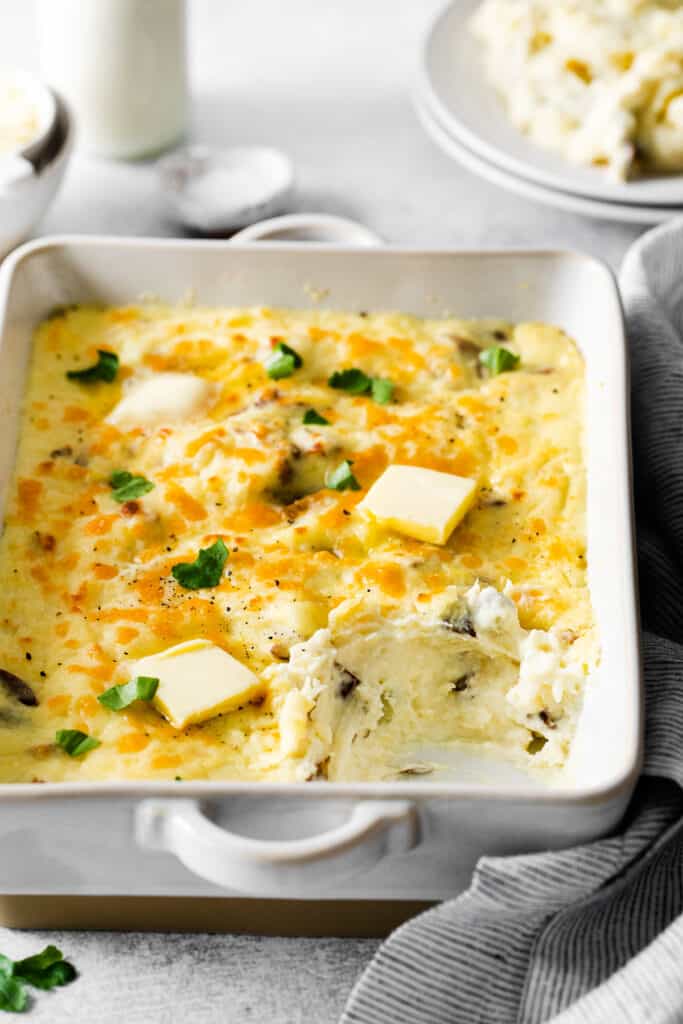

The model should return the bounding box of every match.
[0,1,646,1021]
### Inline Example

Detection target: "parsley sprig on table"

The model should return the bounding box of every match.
[0,945,76,1013]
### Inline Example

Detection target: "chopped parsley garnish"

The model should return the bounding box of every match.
[526,732,547,755]
[370,377,394,404]
[108,470,155,503]
[55,729,101,757]
[0,973,26,1013]
[171,538,228,590]
[326,460,361,491]
[478,346,520,376]
[66,349,119,383]
[98,676,159,711]
[0,945,77,1012]
[303,408,330,426]
[329,368,371,393]
[11,947,76,991]
[266,342,303,380]
[328,367,394,403]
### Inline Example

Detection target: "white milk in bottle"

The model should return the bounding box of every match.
[37,0,187,159]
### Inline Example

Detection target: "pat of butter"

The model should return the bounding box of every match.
[133,639,264,730]
[108,372,211,430]
[358,464,477,545]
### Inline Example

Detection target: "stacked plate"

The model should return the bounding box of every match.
[416,0,683,225]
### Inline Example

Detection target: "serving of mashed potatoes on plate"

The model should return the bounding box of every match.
[471,0,683,180]
[0,304,597,783]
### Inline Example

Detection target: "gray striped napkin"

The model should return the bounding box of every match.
[342,218,683,1024]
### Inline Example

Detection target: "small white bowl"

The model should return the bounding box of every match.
[158,145,294,233]
[0,83,73,259]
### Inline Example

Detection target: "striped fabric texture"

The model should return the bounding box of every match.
[342,219,683,1024]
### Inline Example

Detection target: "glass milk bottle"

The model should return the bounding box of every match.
[37,0,187,159]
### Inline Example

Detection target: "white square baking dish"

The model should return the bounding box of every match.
[0,237,640,902]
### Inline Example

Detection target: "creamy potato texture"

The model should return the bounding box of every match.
[471,0,683,181]
[0,304,596,783]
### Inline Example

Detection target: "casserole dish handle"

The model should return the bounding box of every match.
[136,798,419,895]
[229,214,382,246]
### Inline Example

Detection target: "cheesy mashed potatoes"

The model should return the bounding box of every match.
[471,0,683,180]
[0,304,596,783]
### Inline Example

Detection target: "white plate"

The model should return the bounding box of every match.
[416,93,680,226]
[420,0,683,208]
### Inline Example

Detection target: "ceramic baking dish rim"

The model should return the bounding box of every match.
[0,235,643,807]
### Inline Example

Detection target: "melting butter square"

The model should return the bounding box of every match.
[358,464,477,545]
[133,639,264,730]
[108,372,211,430]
